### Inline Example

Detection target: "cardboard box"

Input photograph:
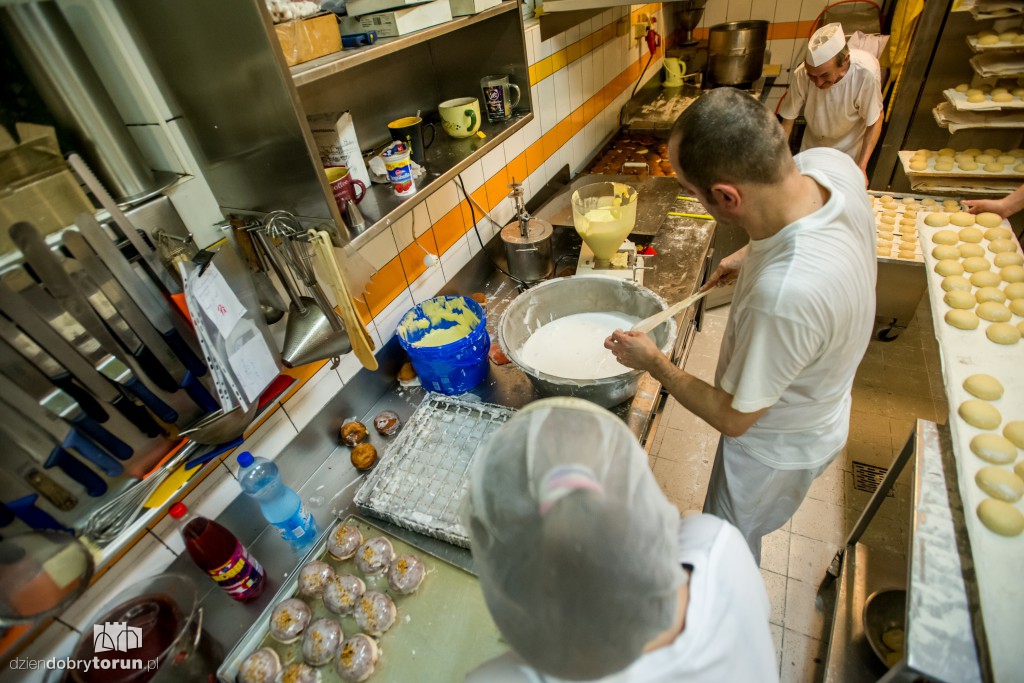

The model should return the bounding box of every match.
[275,13,342,67]
[345,0,434,18]
[0,123,92,252]
[347,0,453,37]
[448,0,501,16]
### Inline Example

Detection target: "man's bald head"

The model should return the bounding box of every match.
[668,88,794,197]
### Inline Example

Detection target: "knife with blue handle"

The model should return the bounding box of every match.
[11,222,181,424]
[0,340,133,461]
[74,214,207,378]
[5,495,71,532]
[0,413,108,497]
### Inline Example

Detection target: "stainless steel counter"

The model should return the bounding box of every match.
[185,189,716,662]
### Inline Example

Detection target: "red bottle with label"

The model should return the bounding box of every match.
[168,503,265,602]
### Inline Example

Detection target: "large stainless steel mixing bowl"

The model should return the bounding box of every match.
[498,276,677,408]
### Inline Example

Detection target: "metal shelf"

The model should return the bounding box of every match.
[290,2,519,87]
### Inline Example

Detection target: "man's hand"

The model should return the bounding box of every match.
[700,244,748,291]
[604,330,664,373]
[962,198,1009,218]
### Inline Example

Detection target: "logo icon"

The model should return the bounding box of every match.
[93,622,142,653]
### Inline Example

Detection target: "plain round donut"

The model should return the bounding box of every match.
[963,373,1004,400]
[945,309,979,329]
[970,270,1001,287]
[976,286,1006,304]
[988,239,1017,253]
[986,322,1021,344]
[983,226,1012,240]
[941,275,972,291]
[976,467,1024,502]
[951,213,977,228]
[976,213,1004,229]
[958,226,983,242]
[962,256,991,273]
[927,214,953,229]
[944,290,976,309]
[978,499,1024,537]
[1002,264,1024,282]
[1011,299,1024,317]
[977,301,1012,321]
[958,243,986,258]
[959,400,1002,430]
[1005,421,1024,449]
[1006,281,1024,299]
[932,245,961,260]
[994,251,1024,267]
[935,259,965,276]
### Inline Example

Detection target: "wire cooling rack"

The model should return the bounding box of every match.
[354,393,515,548]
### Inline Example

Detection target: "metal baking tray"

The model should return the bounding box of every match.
[354,393,515,548]
[217,515,506,683]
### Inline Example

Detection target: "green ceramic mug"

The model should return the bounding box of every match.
[439,97,481,138]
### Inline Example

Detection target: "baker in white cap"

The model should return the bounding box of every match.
[779,22,883,183]
[463,397,778,683]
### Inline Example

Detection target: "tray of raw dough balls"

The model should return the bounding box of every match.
[900,148,1024,177]
[220,516,505,683]
[943,82,1024,111]
[917,210,1024,681]
[870,193,925,262]
[967,28,1024,51]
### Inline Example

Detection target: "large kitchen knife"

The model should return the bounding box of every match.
[10,222,181,423]
[67,153,181,294]
[62,231,218,412]
[0,313,107,422]
[0,338,133,461]
[3,495,71,533]
[0,278,164,437]
[0,375,124,477]
[0,403,107,497]
[64,261,179,394]
[74,214,206,378]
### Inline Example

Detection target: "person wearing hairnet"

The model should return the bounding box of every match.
[778,23,884,184]
[605,88,875,564]
[463,397,778,683]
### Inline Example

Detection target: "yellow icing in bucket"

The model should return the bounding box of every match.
[399,298,481,348]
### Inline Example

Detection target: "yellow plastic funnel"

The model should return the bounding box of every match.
[571,182,638,268]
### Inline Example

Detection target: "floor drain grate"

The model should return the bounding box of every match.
[852,461,893,496]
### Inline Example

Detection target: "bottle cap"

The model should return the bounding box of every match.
[168,503,188,519]
[237,451,255,467]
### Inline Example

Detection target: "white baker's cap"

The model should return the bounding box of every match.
[807,22,847,67]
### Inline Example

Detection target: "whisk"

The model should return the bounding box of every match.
[83,441,200,545]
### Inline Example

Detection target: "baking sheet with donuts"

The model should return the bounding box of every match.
[219,516,505,683]
[918,208,1024,683]
[870,193,926,262]
[587,134,675,177]
[899,149,1024,178]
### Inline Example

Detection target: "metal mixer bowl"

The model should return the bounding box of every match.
[498,276,677,408]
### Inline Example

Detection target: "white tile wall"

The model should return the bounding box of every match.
[503,129,526,164]
[482,146,507,180]
[421,185,455,234]
[150,462,238,554]
[704,0,729,27]
[538,34,553,59]
[409,266,445,305]
[335,350,364,385]
[727,0,755,22]
[458,160,485,193]
[282,364,344,432]
[553,69,571,121]
[358,226,399,270]
[538,77,557,133]
[552,31,567,51]
[581,53,595,100]
[566,23,581,44]
[568,60,584,112]
[227,409,297,476]
[529,24,542,63]
[440,236,472,280]
[523,100,542,144]
[373,289,415,344]
[750,0,776,21]
[592,47,605,97]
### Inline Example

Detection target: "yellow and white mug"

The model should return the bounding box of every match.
[439,97,481,139]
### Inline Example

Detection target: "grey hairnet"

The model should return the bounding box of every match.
[463,397,684,680]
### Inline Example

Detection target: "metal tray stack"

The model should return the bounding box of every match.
[354,393,515,548]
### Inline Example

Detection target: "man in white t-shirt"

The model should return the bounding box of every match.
[779,23,884,183]
[463,398,778,683]
[605,88,875,562]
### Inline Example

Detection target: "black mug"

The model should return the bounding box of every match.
[387,116,435,166]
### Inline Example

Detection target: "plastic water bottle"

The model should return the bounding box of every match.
[236,451,318,553]
[168,503,265,601]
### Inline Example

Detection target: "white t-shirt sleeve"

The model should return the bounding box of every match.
[718,306,826,413]
[778,68,807,121]
[858,72,883,126]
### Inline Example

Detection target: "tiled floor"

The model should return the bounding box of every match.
[647,296,945,682]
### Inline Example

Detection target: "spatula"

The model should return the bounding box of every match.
[631,289,711,334]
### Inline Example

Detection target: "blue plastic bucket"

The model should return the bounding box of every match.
[396,295,490,395]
